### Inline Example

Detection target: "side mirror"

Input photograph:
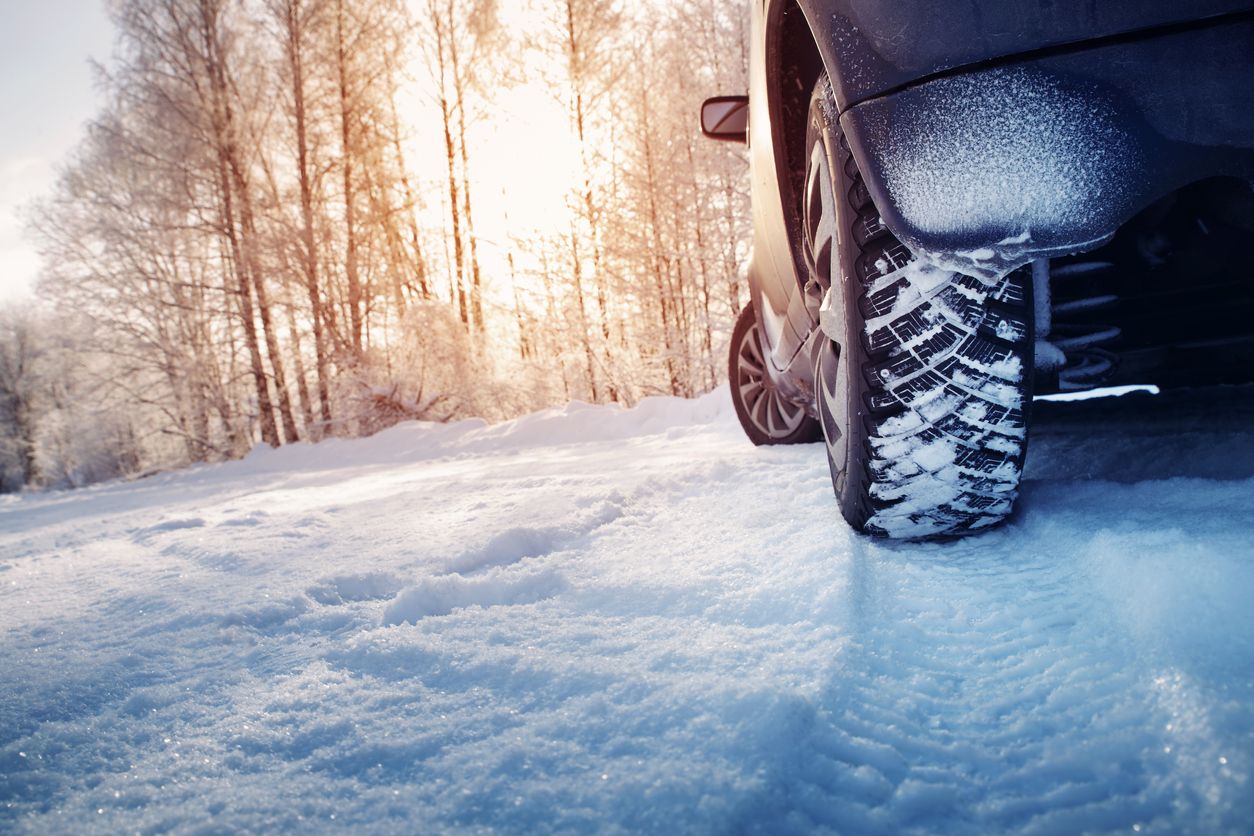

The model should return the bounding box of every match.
[701,96,749,143]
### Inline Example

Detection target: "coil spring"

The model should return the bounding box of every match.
[1047,260,1122,390]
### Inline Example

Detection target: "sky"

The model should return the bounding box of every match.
[0,0,114,303]
[0,1,590,309]
[0,0,573,308]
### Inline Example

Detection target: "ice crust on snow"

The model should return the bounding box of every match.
[2,385,1253,832]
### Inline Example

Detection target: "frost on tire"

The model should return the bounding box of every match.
[807,75,1032,539]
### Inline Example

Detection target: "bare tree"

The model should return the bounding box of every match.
[0,308,43,487]
[14,0,758,491]
[271,0,335,432]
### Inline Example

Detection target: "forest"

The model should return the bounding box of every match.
[0,0,750,491]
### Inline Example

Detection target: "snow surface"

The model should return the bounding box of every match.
[2,385,1253,833]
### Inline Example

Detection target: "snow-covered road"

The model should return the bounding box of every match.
[2,386,1252,833]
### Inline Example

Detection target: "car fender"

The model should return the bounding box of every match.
[794,4,1254,270]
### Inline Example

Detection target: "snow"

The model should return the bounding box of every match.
[1038,384,1160,403]
[3,384,1254,833]
[869,68,1139,273]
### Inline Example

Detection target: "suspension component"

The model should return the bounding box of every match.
[1034,258,1122,390]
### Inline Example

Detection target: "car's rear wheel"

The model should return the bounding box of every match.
[805,76,1034,538]
[729,303,822,445]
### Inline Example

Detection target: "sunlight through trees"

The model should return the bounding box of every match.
[2,0,750,490]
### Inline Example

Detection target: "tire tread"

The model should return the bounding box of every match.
[814,79,1031,539]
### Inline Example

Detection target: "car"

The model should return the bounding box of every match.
[701,1,1254,539]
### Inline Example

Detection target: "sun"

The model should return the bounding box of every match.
[398,0,585,306]
[467,78,582,250]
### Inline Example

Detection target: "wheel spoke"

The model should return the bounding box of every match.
[750,386,766,430]
[744,324,766,368]
[783,397,804,430]
[738,346,763,376]
[764,391,781,435]
[816,338,849,470]
[806,152,824,244]
[780,399,802,424]
[743,381,763,416]
[807,143,839,286]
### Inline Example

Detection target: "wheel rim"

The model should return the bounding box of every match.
[736,319,808,439]
[805,134,851,484]
[805,142,839,293]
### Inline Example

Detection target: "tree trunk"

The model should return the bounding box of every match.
[336,0,363,357]
[564,0,615,399]
[509,249,529,360]
[383,66,429,299]
[540,249,572,401]
[639,84,680,396]
[284,0,333,431]
[432,11,468,327]
[10,389,39,487]
[198,0,279,447]
[447,6,484,333]
[238,180,301,443]
[686,137,717,389]
[285,297,315,435]
[568,222,599,400]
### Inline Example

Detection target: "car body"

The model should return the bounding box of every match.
[745,0,1254,404]
[705,1,1254,536]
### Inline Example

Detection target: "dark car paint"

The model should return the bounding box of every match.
[843,18,1254,259]
[746,0,1254,400]
[796,1,1254,111]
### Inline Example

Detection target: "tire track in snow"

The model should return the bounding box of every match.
[745,519,1246,834]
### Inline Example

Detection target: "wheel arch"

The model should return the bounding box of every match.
[763,0,825,285]
[777,9,1254,276]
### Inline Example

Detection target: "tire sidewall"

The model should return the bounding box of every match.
[806,80,874,529]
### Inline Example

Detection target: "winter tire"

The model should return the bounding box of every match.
[729,303,823,445]
[805,76,1033,538]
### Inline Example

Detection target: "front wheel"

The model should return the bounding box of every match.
[729,303,822,445]
[805,76,1033,539]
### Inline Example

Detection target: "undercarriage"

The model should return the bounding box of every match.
[1035,177,1254,394]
